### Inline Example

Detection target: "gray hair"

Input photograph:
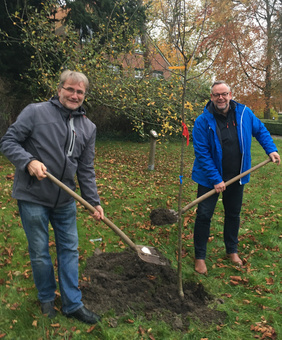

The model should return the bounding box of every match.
[58,70,89,92]
[211,80,231,93]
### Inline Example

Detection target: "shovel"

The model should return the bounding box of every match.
[150,158,272,225]
[45,172,167,266]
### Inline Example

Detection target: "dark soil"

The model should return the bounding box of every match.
[81,249,226,331]
[149,208,178,226]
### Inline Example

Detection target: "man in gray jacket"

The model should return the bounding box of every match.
[0,70,104,324]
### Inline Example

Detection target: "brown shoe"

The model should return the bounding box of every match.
[195,259,207,275]
[227,253,243,266]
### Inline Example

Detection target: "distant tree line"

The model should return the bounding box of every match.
[0,0,211,140]
[2,0,280,140]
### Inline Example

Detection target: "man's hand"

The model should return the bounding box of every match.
[269,152,281,165]
[91,205,104,221]
[27,160,47,180]
[214,181,226,193]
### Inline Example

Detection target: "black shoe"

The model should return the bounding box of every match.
[64,306,101,324]
[41,301,56,319]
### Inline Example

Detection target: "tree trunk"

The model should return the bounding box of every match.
[264,0,273,119]
[264,64,271,119]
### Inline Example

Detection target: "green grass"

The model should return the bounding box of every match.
[0,138,281,339]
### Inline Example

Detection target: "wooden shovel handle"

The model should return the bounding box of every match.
[45,172,137,251]
[181,158,272,214]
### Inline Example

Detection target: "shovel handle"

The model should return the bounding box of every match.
[45,172,137,251]
[181,158,272,214]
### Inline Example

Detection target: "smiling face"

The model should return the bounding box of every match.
[58,79,86,111]
[211,83,232,115]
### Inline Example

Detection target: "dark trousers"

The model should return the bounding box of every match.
[194,182,244,259]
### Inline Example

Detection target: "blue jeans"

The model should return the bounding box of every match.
[18,200,83,314]
[193,182,244,259]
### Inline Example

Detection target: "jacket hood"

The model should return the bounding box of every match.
[205,100,214,113]
[205,99,237,115]
[49,96,87,117]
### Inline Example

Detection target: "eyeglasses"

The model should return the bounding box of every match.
[212,92,230,98]
[62,86,86,96]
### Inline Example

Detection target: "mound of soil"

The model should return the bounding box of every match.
[81,250,226,331]
[149,208,178,226]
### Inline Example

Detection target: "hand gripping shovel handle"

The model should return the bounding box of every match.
[45,172,137,251]
[181,158,272,215]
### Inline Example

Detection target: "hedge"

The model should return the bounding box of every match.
[261,118,282,136]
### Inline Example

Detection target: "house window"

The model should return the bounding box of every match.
[79,25,93,44]
[135,36,143,54]
[152,71,164,79]
[108,65,121,74]
[135,68,144,79]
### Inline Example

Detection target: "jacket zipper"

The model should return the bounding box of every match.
[67,117,76,157]
[54,114,75,208]
[239,106,246,184]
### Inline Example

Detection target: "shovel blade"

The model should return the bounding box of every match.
[135,245,168,266]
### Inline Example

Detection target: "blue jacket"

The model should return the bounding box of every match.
[192,100,278,188]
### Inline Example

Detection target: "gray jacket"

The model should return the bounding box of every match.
[0,97,101,208]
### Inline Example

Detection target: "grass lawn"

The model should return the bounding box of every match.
[0,138,281,339]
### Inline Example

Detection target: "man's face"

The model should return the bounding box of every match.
[211,84,232,115]
[58,79,86,111]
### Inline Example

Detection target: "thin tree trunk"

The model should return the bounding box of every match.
[177,62,188,300]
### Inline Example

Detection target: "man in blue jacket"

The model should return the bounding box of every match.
[192,80,280,274]
[0,70,104,323]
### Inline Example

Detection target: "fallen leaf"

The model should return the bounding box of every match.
[147,275,157,280]
[108,317,118,328]
[125,319,134,324]
[222,293,232,298]
[86,325,96,333]
[243,299,251,304]
[6,174,14,180]
[32,320,37,327]
[265,277,274,285]
[230,280,240,286]
[10,303,20,310]
[230,276,242,281]
[138,325,146,335]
